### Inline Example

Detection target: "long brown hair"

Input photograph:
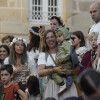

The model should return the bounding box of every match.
[9,41,27,65]
[28,27,40,52]
[71,31,85,47]
[43,29,57,52]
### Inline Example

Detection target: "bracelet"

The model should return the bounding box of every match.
[15,69,18,73]
[53,68,56,73]
[47,69,51,75]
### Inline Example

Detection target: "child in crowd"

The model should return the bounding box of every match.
[81,32,98,73]
[52,27,75,95]
[1,35,14,48]
[27,26,40,75]
[0,64,28,100]
[25,75,41,100]
[70,31,87,62]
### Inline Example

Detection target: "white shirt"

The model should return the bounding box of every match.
[27,49,39,60]
[89,22,100,34]
[76,46,87,62]
[38,52,56,67]
[4,56,38,76]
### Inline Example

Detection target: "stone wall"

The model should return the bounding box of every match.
[0,0,29,43]
[0,0,100,43]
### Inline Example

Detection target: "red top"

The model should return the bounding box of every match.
[4,83,19,100]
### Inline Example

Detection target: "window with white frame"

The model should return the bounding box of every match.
[29,0,63,24]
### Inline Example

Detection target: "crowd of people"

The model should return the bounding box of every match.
[0,2,100,100]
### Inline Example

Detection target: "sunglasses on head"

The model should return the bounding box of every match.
[70,37,76,41]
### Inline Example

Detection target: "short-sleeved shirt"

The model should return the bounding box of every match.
[38,52,56,67]
[4,83,19,100]
[89,22,100,34]
[76,46,87,62]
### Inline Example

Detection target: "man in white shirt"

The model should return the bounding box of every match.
[89,2,100,34]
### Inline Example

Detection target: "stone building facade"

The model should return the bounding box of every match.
[0,0,100,43]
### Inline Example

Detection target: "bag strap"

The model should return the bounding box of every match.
[45,52,48,62]
[0,84,4,94]
[0,84,5,100]
[48,51,56,65]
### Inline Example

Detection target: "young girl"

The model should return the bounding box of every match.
[27,26,40,75]
[1,35,14,48]
[25,75,41,100]
[70,31,87,62]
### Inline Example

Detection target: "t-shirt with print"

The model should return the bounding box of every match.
[4,83,19,100]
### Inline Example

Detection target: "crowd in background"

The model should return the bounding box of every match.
[0,2,100,100]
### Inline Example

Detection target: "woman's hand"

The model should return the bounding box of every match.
[16,66,24,73]
[16,64,27,72]
[55,66,80,75]
[39,25,45,38]
[55,66,67,75]
[36,94,41,100]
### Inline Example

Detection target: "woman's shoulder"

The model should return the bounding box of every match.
[4,57,9,64]
[38,52,47,65]
[76,46,87,55]
[39,52,45,56]
[80,46,87,49]
[27,49,39,55]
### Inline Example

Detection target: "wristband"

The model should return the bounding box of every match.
[53,68,56,73]
[15,69,18,73]
[47,69,51,75]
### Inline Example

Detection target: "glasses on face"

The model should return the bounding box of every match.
[70,37,76,41]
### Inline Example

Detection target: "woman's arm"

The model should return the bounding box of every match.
[38,65,67,77]
[36,94,41,100]
[17,89,28,100]
[71,66,80,75]
[39,26,45,52]
[13,65,25,74]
